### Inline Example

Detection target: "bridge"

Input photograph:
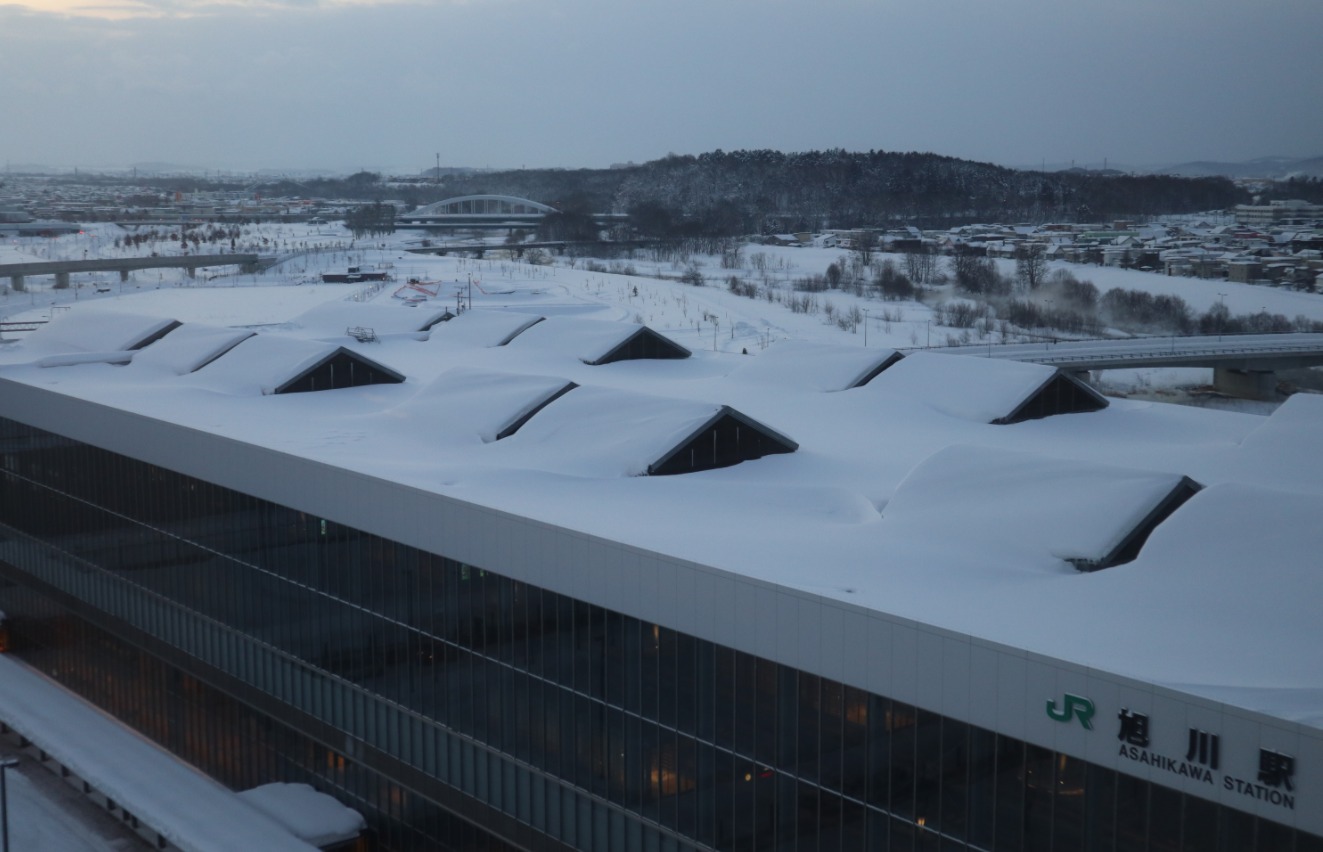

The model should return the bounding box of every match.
[0,254,269,292]
[405,238,660,258]
[928,333,1323,399]
[396,195,627,232]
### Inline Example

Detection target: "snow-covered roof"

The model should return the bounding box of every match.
[867,350,1107,423]
[2,286,1321,730]
[24,308,179,354]
[290,300,453,338]
[237,784,365,848]
[128,323,255,375]
[425,308,544,348]
[487,385,796,478]
[0,656,325,852]
[882,444,1198,570]
[192,334,405,395]
[503,315,690,364]
[730,340,902,391]
[390,366,577,444]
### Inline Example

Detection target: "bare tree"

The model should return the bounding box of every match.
[904,249,937,285]
[1015,244,1048,292]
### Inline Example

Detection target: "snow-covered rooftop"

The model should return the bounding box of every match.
[3,283,1321,729]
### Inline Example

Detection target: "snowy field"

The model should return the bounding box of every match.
[6,222,1323,409]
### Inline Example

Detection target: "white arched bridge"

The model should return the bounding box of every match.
[396,195,626,231]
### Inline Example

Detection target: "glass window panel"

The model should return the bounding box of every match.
[890,703,918,821]
[840,686,868,802]
[658,627,679,730]
[819,679,845,794]
[993,734,1024,852]
[1256,818,1294,852]
[1148,783,1180,846]
[1182,793,1218,852]
[1114,773,1148,852]
[798,673,822,784]
[1053,753,1087,852]
[732,651,757,759]
[1083,764,1116,852]
[676,633,698,738]
[939,718,969,841]
[1023,744,1055,850]
[796,780,820,852]
[714,646,736,750]
[604,610,624,708]
[913,710,943,834]
[866,694,891,810]
[1296,828,1323,852]
[696,639,715,743]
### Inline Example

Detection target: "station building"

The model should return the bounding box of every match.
[1,302,1321,851]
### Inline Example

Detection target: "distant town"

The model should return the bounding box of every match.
[2,170,1322,294]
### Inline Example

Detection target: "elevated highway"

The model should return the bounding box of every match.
[1,254,270,291]
[927,333,1323,399]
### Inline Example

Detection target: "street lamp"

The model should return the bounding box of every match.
[0,755,18,852]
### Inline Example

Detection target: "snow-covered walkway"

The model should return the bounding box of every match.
[0,655,334,852]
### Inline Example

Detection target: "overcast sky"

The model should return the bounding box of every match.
[2,0,1321,175]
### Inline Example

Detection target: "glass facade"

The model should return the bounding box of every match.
[0,414,1319,852]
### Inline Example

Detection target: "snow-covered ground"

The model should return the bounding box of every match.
[5,221,1323,411]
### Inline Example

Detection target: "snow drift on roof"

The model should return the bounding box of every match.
[882,444,1199,570]
[24,309,180,354]
[290,301,453,338]
[504,316,691,364]
[866,350,1107,423]
[390,367,577,444]
[491,385,795,477]
[1225,391,1323,492]
[730,340,903,391]
[129,323,255,375]
[426,309,544,348]
[1240,391,1323,451]
[237,783,365,848]
[192,334,405,395]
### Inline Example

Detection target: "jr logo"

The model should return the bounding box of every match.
[1046,694,1096,730]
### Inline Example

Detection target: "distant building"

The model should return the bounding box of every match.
[1235,199,1323,226]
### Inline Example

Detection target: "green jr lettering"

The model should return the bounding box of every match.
[1046,694,1095,730]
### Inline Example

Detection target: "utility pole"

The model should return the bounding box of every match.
[1,755,18,852]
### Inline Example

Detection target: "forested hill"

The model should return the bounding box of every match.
[422,149,1247,230]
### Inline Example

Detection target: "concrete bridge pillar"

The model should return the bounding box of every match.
[185,267,196,279]
[1214,368,1278,401]
[10,275,23,293]
[54,272,70,290]
[119,270,130,282]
